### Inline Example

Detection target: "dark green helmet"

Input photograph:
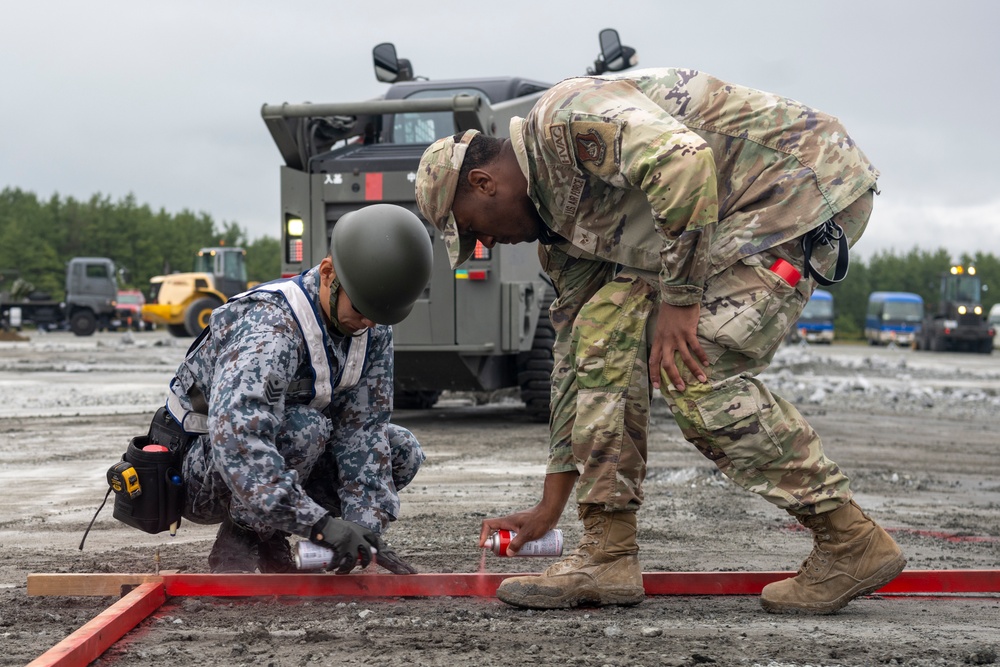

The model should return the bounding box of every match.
[329,204,433,325]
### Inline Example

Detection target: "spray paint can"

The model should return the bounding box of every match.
[484,529,563,557]
[296,541,335,570]
[295,541,380,571]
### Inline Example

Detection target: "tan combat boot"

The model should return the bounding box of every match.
[760,500,906,614]
[495,505,645,609]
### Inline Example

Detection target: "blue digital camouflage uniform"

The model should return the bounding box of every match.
[506,68,878,515]
[167,266,424,538]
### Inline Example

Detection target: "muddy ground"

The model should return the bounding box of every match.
[0,331,997,666]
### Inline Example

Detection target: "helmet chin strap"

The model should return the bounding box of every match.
[327,276,353,337]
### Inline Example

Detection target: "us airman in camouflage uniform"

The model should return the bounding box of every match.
[416,68,905,614]
[167,205,432,575]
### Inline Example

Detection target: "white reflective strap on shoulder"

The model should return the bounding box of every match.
[166,391,208,435]
[336,331,369,390]
[245,280,334,409]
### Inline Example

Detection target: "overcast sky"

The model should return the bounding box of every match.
[2,1,998,260]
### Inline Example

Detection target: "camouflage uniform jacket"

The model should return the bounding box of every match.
[510,67,879,305]
[167,266,399,537]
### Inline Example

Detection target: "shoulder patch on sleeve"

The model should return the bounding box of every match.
[568,119,622,178]
[547,123,575,166]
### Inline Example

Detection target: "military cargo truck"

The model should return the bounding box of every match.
[261,30,638,419]
[0,257,120,336]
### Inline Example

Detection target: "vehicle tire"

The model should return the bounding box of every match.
[167,323,189,337]
[518,290,555,423]
[931,335,946,352]
[184,297,222,337]
[394,390,442,410]
[69,310,97,336]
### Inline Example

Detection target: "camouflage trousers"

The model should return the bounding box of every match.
[182,403,424,536]
[542,247,657,512]
[663,189,875,515]
[542,189,874,516]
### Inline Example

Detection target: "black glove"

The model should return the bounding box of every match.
[372,538,418,575]
[310,515,379,574]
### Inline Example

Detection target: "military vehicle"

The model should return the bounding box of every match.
[260,29,638,420]
[914,264,994,353]
[0,257,120,336]
[142,246,249,337]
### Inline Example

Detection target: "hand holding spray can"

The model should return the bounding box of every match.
[296,541,336,570]
[484,529,563,557]
[295,541,380,571]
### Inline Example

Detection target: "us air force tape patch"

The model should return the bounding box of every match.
[569,120,621,178]
[263,372,285,406]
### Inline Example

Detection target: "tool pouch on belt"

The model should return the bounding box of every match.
[111,407,191,534]
[111,435,185,534]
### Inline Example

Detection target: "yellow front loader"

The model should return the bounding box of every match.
[142,247,251,337]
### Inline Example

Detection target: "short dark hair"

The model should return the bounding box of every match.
[456,133,503,195]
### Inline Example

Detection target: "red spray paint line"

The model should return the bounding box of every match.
[893,528,998,543]
[161,569,1000,598]
[786,523,997,543]
[163,572,504,598]
[28,570,1000,667]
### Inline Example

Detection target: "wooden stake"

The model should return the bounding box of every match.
[27,573,174,597]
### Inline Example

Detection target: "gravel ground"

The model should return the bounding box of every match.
[0,332,997,666]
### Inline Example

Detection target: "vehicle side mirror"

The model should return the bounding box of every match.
[373,42,414,83]
[588,28,639,75]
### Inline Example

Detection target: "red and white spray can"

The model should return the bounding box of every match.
[484,529,563,557]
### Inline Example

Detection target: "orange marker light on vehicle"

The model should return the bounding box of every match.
[473,241,491,260]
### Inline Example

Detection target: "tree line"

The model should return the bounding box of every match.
[2,186,998,338]
[0,187,279,299]
[827,247,1000,339]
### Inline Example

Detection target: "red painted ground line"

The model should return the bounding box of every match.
[161,569,1000,598]
[26,582,166,667]
[28,570,999,666]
